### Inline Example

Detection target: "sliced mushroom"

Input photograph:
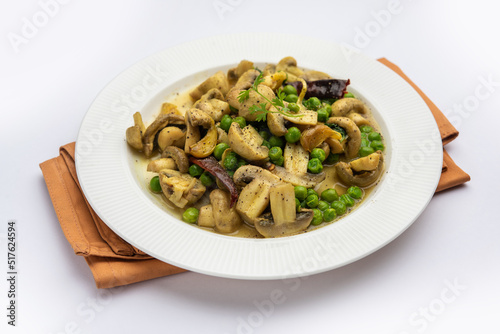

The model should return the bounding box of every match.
[262,71,287,91]
[300,124,342,152]
[126,112,146,151]
[228,123,269,161]
[210,189,243,233]
[335,151,384,187]
[325,137,345,154]
[227,60,254,87]
[159,169,206,208]
[350,152,381,172]
[331,98,370,117]
[184,108,218,158]
[217,127,229,145]
[299,70,332,81]
[226,69,276,121]
[273,142,327,187]
[326,117,361,159]
[255,183,313,238]
[348,112,372,127]
[190,71,229,101]
[157,127,186,151]
[267,112,287,137]
[284,142,308,174]
[147,158,177,172]
[193,88,231,122]
[283,110,318,126]
[276,56,304,82]
[261,63,276,77]
[161,146,189,173]
[198,204,215,228]
[233,165,282,225]
[142,113,185,157]
[271,166,326,188]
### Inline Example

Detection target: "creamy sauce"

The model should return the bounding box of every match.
[135,81,384,238]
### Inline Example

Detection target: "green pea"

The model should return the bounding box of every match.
[237,159,247,169]
[259,130,270,140]
[361,139,370,148]
[360,125,373,133]
[359,146,375,157]
[213,143,230,160]
[300,200,307,209]
[308,158,323,174]
[227,170,235,178]
[324,104,332,114]
[324,153,340,164]
[269,146,283,161]
[188,164,204,177]
[307,188,318,198]
[317,108,329,123]
[223,153,238,170]
[331,200,346,215]
[311,209,323,226]
[340,194,355,207]
[200,171,214,186]
[361,132,368,139]
[262,140,271,149]
[284,127,301,143]
[344,92,355,98]
[347,186,363,199]
[284,94,298,103]
[273,156,284,166]
[182,207,199,224]
[294,186,308,201]
[295,198,301,212]
[149,176,162,193]
[220,114,232,132]
[306,194,319,208]
[310,148,326,162]
[368,132,381,141]
[268,135,284,148]
[370,140,385,151]
[288,103,300,113]
[233,116,247,129]
[323,208,337,222]
[283,84,298,96]
[307,97,321,110]
[321,188,339,203]
[317,200,330,211]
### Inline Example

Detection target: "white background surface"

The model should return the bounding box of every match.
[1,0,499,333]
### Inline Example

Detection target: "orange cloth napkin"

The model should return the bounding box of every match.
[40,58,469,289]
[40,143,186,288]
[378,58,470,191]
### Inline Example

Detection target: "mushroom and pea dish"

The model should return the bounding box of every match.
[126,57,385,238]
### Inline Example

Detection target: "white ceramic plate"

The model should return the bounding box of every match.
[76,33,442,279]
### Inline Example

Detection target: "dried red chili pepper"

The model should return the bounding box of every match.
[287,79,350,100]
[189,156,239,207]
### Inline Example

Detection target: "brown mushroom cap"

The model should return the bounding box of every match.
[184,108,218,158]
[193,88,231,122]
[190,71,229,101]
[126,112,146,151]
[142,113,185,157]
[335,151,384,187]
[161,146,190,173]
[326,117,361,159]
[331,97,370,117]
[255,210,314,238]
